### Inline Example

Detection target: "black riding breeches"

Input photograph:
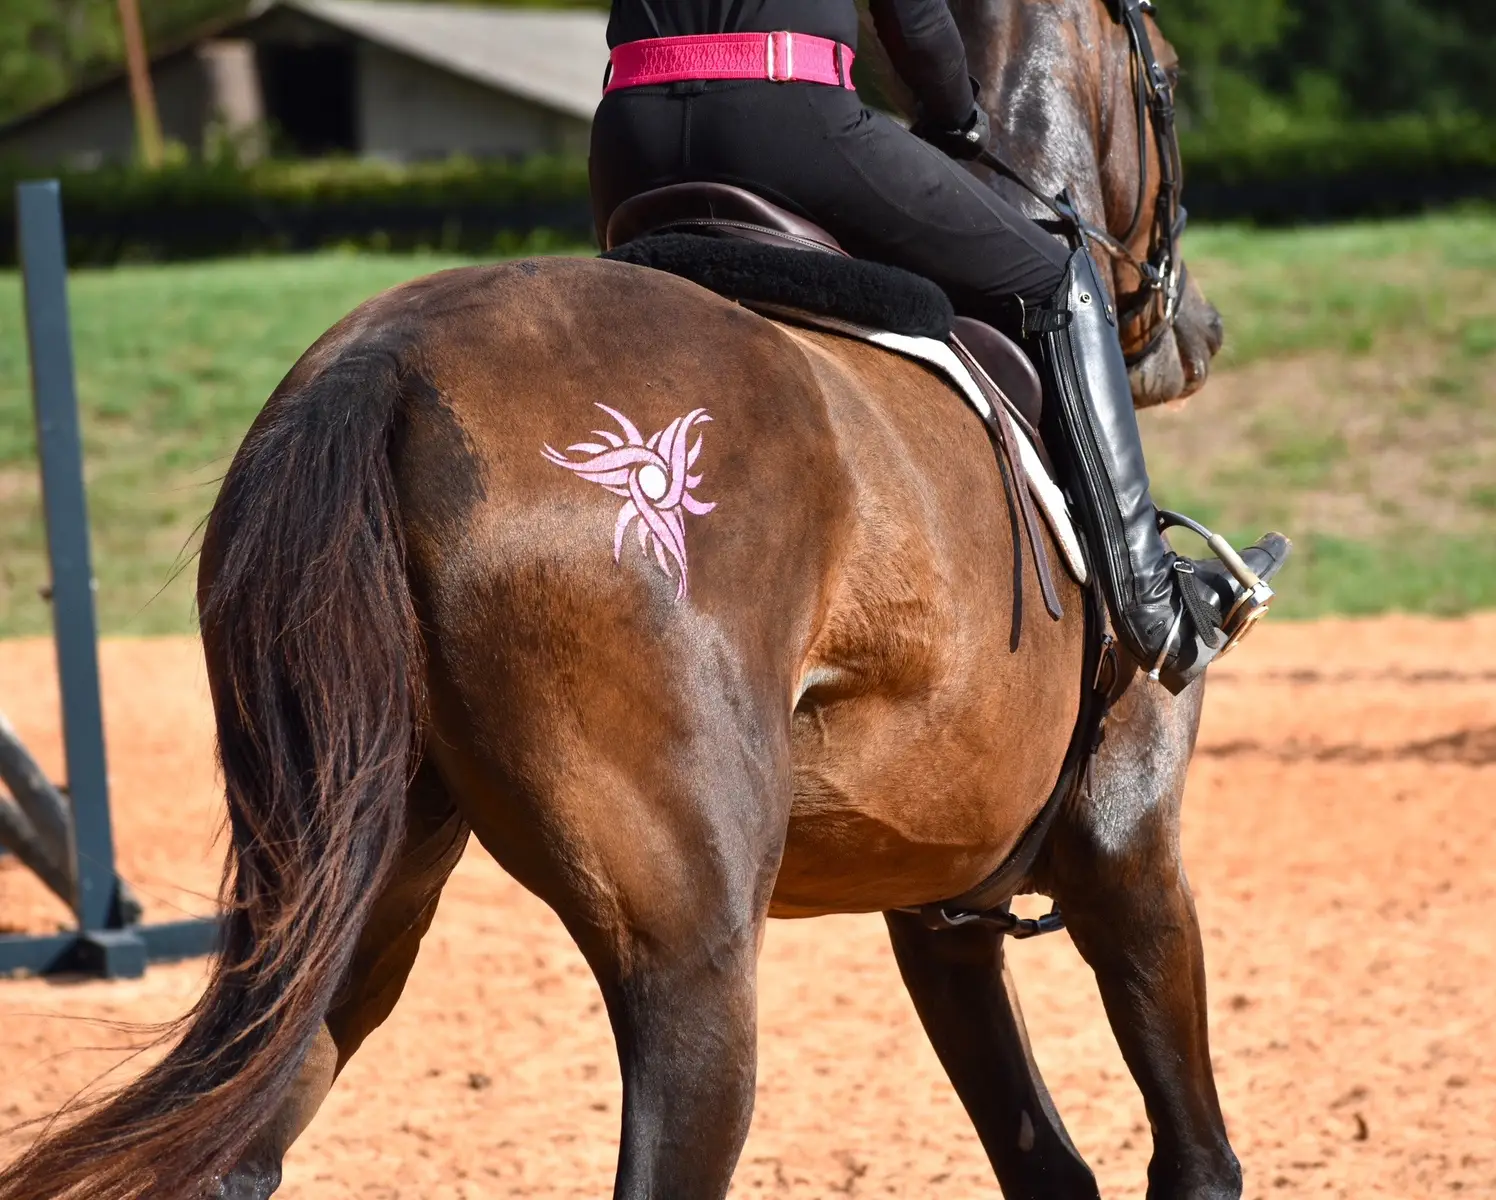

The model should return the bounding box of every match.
[589,81,1071,317]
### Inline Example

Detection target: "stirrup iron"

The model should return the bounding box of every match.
[1156,509,1276,656]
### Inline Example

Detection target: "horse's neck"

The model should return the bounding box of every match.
[951,0,1115,229]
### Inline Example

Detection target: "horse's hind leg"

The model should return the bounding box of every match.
[601,866,767,1200]
[884,911,1101,1199]
[458,759,781,1200]
[1036,681,1242,1200]
[215,760,469,1198]
[431,669,788,1200]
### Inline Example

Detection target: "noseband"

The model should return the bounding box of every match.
[977,0,1187,366]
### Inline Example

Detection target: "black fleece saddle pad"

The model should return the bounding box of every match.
[603,232,954,340]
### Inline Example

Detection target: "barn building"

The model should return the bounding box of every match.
[0,0,609,168]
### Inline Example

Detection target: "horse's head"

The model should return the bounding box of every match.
[952,0,1223,406]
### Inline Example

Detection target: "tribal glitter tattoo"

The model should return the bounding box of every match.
[543,404,716,600]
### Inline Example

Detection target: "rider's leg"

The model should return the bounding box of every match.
[590,82,1072,307]
[1035,246,1290,691]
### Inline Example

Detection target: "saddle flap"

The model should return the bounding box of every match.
[950,316,1043,435]
[605,182,847,256]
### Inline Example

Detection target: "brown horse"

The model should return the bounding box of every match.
[0,4,1242,1199]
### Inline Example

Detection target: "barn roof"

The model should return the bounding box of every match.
[274,0,610,121]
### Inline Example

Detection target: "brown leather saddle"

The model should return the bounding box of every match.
[605,181,1044,434]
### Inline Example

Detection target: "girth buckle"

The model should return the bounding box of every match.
[908,902,1067,939]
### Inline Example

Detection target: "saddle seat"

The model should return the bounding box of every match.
[605,181,1043,431]
[606,179,850,256]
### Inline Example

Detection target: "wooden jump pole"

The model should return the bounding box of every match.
[117,0,165,169]
[0,708,77,910]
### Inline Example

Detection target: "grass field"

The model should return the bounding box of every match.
[1,212,1493,636]
[1139,210,1496,618]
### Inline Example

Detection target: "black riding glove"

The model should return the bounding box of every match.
[912,78,990,161]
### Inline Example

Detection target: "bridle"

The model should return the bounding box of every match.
[1107,0,1187,362]
[977,0,1187,365]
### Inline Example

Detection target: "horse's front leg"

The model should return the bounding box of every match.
[1038,679,1241,1200]
[884,910,1100,1199]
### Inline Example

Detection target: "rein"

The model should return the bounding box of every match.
[976,0,1187,365]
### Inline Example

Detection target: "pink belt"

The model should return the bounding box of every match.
[605,32,857,93]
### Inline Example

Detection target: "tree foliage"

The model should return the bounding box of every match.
[0,0,250,125]
[1163,0,1496,130]
[0,0,122,125]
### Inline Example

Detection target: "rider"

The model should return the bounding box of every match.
[590,0,1289,693]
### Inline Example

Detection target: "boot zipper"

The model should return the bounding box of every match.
[1055,334,1136,612]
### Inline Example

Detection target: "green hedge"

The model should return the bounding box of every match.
[2,116,1493,264]
[0,155,595,264]
[1181,113,1496,185]
[1179,114,1496,223]
[59,153,591,206]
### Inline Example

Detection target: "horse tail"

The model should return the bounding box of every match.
[0,341,424,1200]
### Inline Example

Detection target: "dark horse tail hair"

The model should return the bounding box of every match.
[0,341,425,1200]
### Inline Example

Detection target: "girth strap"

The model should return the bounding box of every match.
[896,593,1131,934]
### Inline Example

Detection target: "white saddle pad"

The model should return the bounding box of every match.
[758,306,1088,584]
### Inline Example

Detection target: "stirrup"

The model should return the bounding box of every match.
[1157,510,1276,655]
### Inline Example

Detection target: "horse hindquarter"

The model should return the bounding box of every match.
[391,258,853,1196]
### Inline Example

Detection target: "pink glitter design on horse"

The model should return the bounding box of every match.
[543,404,716,600]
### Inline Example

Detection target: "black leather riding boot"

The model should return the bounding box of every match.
[1036,247,1289,693]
